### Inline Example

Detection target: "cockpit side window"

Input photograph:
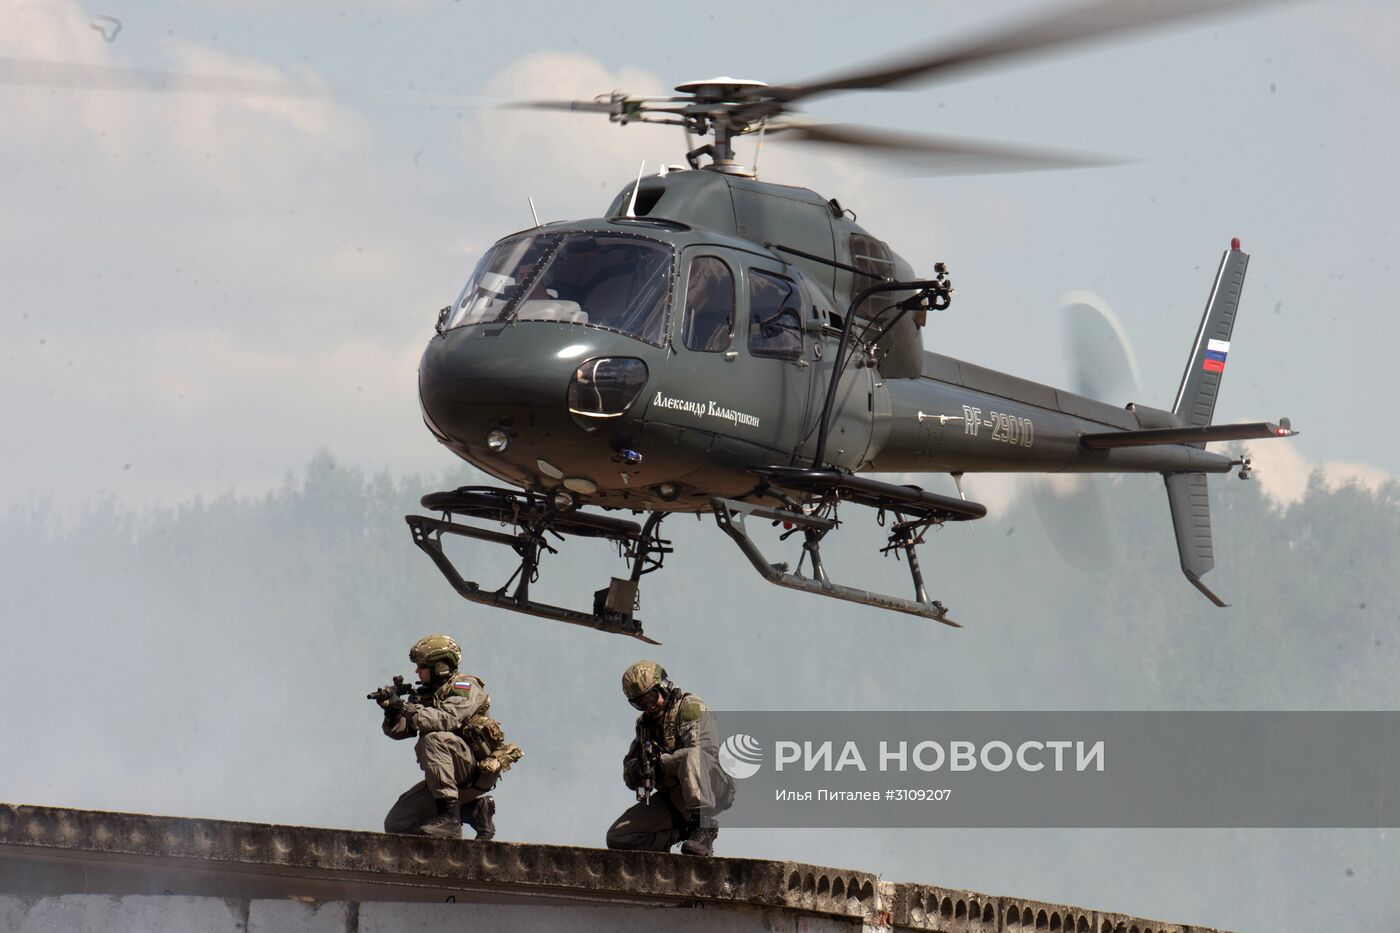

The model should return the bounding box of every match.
[446,234,561,330]
[747,269,803,361]
[682,256,735,352]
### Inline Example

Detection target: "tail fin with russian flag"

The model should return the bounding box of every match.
[1164,239,1250,607]
[1173,238,1249,427]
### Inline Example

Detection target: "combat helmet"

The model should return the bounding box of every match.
[410,633,462,678]
[622,660,669,701]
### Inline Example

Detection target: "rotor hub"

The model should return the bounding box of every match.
[673,76,768,101]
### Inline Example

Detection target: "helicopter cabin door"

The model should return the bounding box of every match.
[650,247,814,469]
[796,272,877,471]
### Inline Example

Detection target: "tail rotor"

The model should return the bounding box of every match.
[1030,291,1142,573]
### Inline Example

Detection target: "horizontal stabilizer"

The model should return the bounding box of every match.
[1082,418,1297,449]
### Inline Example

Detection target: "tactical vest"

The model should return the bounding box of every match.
[636,689,702,754]
[431,673,524,777]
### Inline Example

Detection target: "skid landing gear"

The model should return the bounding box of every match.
[406,487,671,643]
[710,468,987,627]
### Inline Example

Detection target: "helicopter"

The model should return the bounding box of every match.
[406,0,1300,642]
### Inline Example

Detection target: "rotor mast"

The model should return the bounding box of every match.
[674,77,769,175]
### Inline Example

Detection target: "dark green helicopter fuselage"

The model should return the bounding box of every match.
[418,168,1229,514]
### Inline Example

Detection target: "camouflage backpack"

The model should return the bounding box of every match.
[457,687,524,776]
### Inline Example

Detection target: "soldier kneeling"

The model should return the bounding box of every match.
[606,660,735,856]
[376,634,522,840]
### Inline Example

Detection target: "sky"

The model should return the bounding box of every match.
[2,0,1398,929]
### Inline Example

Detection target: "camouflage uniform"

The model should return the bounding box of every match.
[378,635,523,838]
[605,686,736,852]
[382,672,501,834]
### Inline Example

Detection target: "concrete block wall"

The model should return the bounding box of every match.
[0,895,861,933]
[0,805,1231,933]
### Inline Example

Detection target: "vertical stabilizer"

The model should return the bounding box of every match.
[1173,241,1249,427]
[1164,471,1226,606]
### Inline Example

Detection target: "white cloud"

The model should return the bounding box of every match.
[1,4,365,156]
[0,4,460,508]
[0,1,433,341]
[1246,440,1392,507]
[0,2,92,60]
[467,52,672,219]
[159,42,361,157]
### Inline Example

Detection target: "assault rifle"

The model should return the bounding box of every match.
[636,740,659,805]
[366,675,415,705]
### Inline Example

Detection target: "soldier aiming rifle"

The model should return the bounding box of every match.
[370,634,522,840]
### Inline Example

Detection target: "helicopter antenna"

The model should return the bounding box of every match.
[527,196,540,228]
[752,120,767,178]
[625,160,646,217]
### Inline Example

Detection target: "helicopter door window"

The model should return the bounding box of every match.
[849,234,895,281]
[446,233,561,330]
[849,233,898,322]
[747,269,803,361]
[681,256,735,352]
[524,233,673,346]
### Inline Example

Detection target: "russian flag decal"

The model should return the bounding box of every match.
[1203,338,1230,374]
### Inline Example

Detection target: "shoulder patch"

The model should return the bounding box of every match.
[451,680,474,696]
[680,700,707,722]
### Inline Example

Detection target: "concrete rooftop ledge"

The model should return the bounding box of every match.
[0,804,1228,933]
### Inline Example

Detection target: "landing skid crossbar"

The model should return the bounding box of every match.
[710,497,962,628]
[406,487,667,643]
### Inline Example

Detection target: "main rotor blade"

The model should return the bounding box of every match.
[504,95,691,121]
[769,0,1275,103]
[769,122,1125,174]
[505,99,630,114]
[0,56,490,108]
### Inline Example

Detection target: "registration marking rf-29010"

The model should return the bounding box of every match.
[961,405,1034,447]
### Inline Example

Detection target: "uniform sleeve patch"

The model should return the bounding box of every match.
[452,681,474,694]
[680,701,706,722]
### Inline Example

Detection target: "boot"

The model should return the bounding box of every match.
[463,795,496,841]
[419,797,462,839]
[679,815,719,857]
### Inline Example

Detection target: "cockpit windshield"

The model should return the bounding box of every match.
[445,234,561,330]
[444,232,673,346]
